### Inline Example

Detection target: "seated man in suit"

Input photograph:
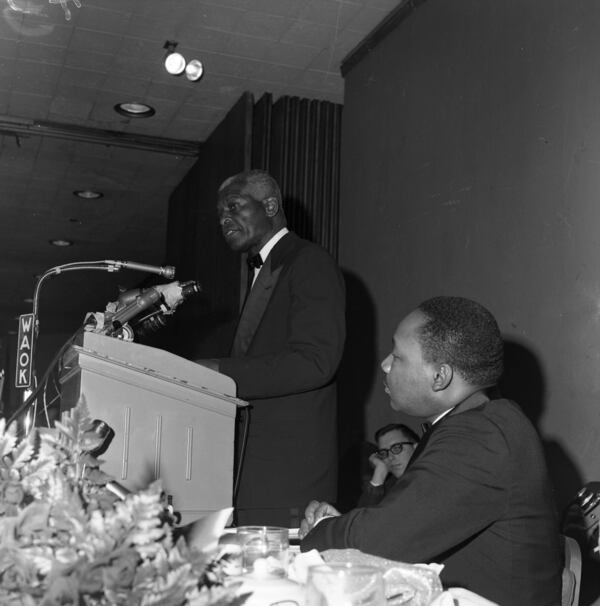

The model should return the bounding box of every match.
[300,296,562,606]
[357,423,419,507]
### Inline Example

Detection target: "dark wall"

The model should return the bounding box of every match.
[338,0,600,510]
[253,94,342,257]
[162,93,253,359]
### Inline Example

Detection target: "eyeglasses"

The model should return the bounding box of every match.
[376,442,416,459]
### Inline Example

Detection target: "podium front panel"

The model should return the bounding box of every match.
[60,333,245,524]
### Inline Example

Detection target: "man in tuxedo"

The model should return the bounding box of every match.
[300,296,562,606]
[198,170,345,527]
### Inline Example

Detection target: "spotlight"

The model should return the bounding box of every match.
[162,40,203,82]
[163,40,185,75]
[165,52,186,75]
[185,59,204,82]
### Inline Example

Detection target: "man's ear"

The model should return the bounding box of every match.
[263,196,279,217]
[432,363,453,392]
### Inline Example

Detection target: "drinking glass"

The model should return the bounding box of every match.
[236,525,289,577]
[305,563,385,606]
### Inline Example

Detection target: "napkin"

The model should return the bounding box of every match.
[321,549,443,606]
[288,548,325,584]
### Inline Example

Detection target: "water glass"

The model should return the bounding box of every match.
[305,563,385,606]
[236,525,289,577]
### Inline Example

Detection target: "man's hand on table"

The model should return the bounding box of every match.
[299,500,341,539]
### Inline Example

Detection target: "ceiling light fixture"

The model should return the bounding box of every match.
[163,40,204,82]
[164,40,186,75]
[73,189,103,199]
[49,239,73,247]
[46,0,81,21]
[185,59,204,82]
[114,102,156,118]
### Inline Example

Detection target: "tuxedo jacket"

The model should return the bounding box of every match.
[219,232,345,524]
[302,396,562,606]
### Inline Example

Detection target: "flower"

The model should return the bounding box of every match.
[0,401,247,606]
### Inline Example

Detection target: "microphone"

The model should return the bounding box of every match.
[107,288,163,336]
[179,280,202,300]
[108,260,176,279]
[132,280,202,337]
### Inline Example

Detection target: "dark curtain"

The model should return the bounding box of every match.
[252,93,342,259]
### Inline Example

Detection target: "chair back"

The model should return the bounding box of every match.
[562,534,582,606]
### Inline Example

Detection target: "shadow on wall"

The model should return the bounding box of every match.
[499,339,583,511]
[500,340,600,605]
[336,270,379,511]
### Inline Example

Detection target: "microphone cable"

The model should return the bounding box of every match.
[233,405,251,503]
[7,327,83,428]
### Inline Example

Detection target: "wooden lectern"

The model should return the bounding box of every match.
[60,332,247,524]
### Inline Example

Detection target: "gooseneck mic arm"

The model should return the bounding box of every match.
[106,260,176,279]
[31,260,178,332]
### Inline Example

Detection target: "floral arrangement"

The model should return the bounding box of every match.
[0,401,248,606]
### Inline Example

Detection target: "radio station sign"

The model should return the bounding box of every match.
[15,313,35,389]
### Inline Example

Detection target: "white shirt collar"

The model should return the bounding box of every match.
[258,227,289,262]
[431,406,455,426]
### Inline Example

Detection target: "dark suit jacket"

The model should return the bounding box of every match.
[357,476,395,508]
[302,396,562,606]
[219,232,345,525]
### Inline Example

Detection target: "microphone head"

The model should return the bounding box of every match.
[162,266,176,279]
[180,280,202,298]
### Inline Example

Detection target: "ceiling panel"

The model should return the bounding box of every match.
[0,0,404,339]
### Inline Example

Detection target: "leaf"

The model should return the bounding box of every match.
[0,397,244,606]
[10,439,35,470]
[52,421,75,443]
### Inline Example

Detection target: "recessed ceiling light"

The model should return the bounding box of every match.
[49,239,73,247]
[74,189,103,199]
[114,102,155,118]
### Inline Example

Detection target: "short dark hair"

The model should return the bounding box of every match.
[374,423,420,444]
[416,296,504,387]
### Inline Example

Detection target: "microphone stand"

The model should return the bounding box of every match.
[12,260,177,429]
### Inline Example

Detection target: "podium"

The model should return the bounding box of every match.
[59,332,247,524]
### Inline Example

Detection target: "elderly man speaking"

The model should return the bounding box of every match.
[197,170,345,528]
[300,296,562,606]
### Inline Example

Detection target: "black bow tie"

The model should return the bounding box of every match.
[247,254,263,269]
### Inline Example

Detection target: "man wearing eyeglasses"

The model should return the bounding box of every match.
[300,296,561,606]
[358,423,419,507]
